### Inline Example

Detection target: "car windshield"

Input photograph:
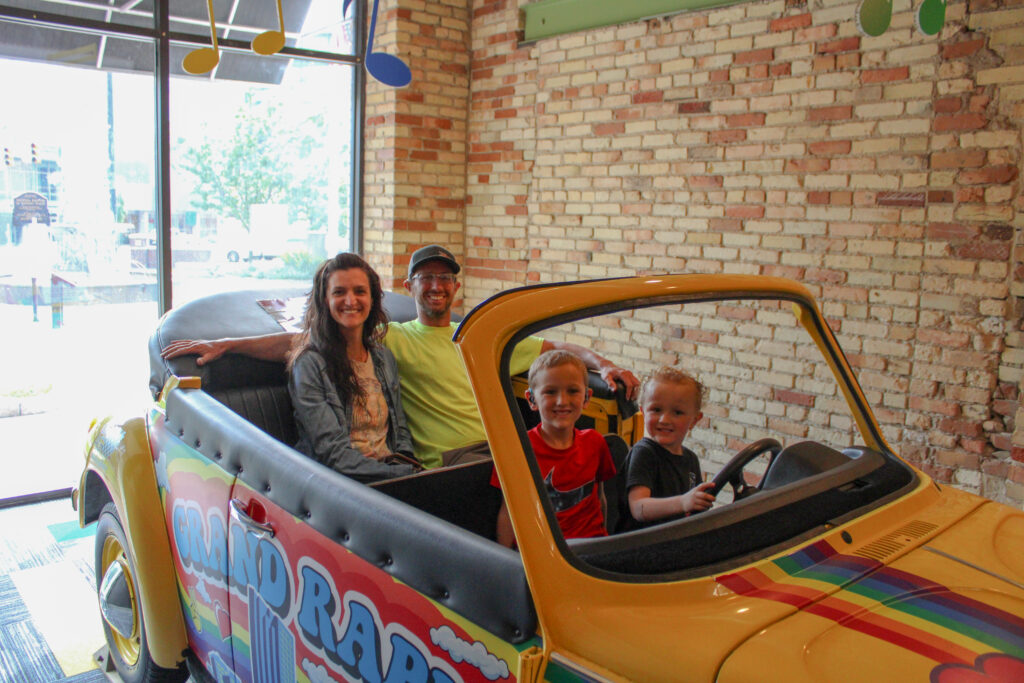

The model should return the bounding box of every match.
[504,292,915,579]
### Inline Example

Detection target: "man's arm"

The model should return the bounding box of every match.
[540,339,640,400]
[161,332,297,366]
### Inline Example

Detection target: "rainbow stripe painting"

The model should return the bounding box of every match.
[717,540,1024,680]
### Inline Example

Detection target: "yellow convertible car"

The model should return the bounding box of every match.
[75,275,1023,682]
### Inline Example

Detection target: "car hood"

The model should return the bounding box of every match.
[717,500,1024,682]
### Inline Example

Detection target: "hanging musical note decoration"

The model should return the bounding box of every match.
[179,0,413,87]
[856,0,892,37]
[344,0,412,87]
[916,0,947,36]
[856,0,947,37]
[252,0,287,55]
[182,0,220,74]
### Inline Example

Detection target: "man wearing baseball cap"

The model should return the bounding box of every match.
[163,244,639,468]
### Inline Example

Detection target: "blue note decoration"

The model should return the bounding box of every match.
[344,0,412,87]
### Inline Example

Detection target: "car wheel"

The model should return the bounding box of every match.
[95,503,187,683]
[226,250,239,263]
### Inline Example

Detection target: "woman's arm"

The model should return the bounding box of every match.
[289,351,413,482]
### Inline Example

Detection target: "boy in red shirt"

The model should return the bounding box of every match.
[494,350,616,546]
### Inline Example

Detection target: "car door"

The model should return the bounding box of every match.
[151,397,237,675]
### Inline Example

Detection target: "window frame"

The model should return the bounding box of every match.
[0,0,366,313]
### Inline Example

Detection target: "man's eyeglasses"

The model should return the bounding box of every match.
[412,273,457,285]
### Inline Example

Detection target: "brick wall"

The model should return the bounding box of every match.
[367,0,1024,507]
[363,0,471,291]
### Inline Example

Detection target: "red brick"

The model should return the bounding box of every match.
[709,218,741,232]
[939,418,984,438]
[810,140,851,155]
[921,463,954,483]
[770,13,813,31]
[957,187,986,203]
[749,64,770,79]
[807,191,829,204]
[934,96,962,114]
[876,192,926,207]
[474,1,508,19]
[593,122,626,135]
[836,53,860,69]
[726,205,765,218]
[818,36,860,54]
[928,190,953,203]
[719,305,757,320]
[678,101,711,113]
[814,55,836,72]
[763,264,806,279]
[968,95,990,113]
[633,91,664,104]
[688,175,724,188]
[770,63,792,77]
[861,67,909,83]
[959,165,1019,185]
[775,389,815,406]
[931,149,985,169]
[786,158,830,172]
[726,113,766,127]
[805,268,845,284]
[684,329,718,343]
[711,129,746,143]
[955,242,1011,260]
[735,48,774,64]
[933,113,987,132]
[942,38,986,60]
[926,223,979,240]
[396,90,425,103]
[809,105,852,122]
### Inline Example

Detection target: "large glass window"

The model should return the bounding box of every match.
[0,0,361,503]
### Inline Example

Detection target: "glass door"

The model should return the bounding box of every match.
[0,0,359,504]
[0,21,158,503]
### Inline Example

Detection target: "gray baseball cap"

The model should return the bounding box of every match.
[409,244,461,275]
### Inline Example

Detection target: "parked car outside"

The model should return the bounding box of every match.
[74,275,1024,683]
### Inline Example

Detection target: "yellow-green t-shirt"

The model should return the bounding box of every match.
[384,320,543,469]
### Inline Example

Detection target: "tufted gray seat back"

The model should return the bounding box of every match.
[164,387,537,643]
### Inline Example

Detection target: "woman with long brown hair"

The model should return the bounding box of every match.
[287,253,417,481]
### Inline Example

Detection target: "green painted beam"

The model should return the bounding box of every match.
[523,0,747,42]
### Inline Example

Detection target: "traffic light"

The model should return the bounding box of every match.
[3,148,9,166]
[31,143,38,164]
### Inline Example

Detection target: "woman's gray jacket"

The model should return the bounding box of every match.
[289,345,416,482]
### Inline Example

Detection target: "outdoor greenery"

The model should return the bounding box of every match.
[177,91,347,237]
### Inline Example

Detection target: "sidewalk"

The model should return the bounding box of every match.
[1,300,155,501]
[0,411,91,499]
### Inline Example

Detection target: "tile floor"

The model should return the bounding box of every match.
[0,498,108,682]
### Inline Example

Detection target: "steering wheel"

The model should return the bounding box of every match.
[709,438,782,500]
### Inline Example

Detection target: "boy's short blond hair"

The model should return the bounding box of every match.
[528,350,589,389]
[639,366,704,410]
